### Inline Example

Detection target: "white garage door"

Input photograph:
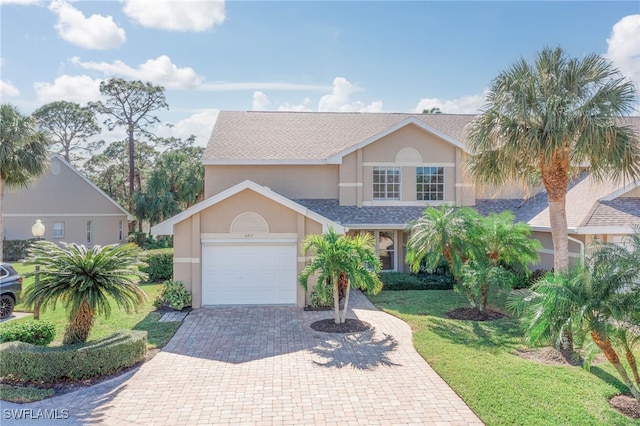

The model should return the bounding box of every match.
[201,242,297,305]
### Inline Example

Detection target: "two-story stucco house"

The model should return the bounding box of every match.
[3,154,132,248]
[152,111,640,308]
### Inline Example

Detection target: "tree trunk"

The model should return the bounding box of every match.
[0,178,4,263]
[340,280,351,324]
[548,200,569,273]
[128,125,135,233]
[333,274,340,324]
[591,331,640,400]
[559,329,577,364]
[63,300,95,345]
[625,348,640,388]
[479,284,487,313]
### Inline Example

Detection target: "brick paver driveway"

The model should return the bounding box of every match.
[1,291,483,425]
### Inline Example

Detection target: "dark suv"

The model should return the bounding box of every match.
[0,263,22,319]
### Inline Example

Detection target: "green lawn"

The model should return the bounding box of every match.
[6,262,181,348]
[368,290,638,426]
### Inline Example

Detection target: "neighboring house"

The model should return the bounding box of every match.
[3,154,132,248]
[152,111,640,308]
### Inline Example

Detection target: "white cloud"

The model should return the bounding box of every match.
[0,80,21,98]
[156,109,219,147]
[605,14,640,89]
[48,0,126,50]
[414,90,488,114]
[33,74,102,104]
[318,77,383,112]
[0,0,41,4]
[123,0,225,32]
[278,97,313,112]
[252,91,270,111]
[201,81,330,91]
[70,56,203,89]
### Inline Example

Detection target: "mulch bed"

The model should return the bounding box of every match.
[609,395,640,419]
[446,306,506,321]
[514,347,584,366]
[310,318,371,334]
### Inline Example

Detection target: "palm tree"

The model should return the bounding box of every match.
[23,241,147,345]
[510,239,640,400]
[466,47,640,273]
[298,228,382,324]
[0,104,49,261]
[464,212,541,312]
[406,205,482,303]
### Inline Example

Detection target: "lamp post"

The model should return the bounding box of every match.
[31,220,45,320]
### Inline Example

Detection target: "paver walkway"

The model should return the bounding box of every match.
[1,291,483,425]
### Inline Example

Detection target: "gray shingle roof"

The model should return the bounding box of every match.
[584,198,640,227]
[293,199,426,227]
[204,111,475,162]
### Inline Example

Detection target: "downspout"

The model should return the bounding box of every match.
[568,235,585,267]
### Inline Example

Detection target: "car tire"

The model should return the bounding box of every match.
[0,294,15,319]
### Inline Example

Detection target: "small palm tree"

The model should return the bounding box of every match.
[23,241,148,345]
[0,104,50,261]
[299,229,382,324]
[406,205,481,284]
[467,46,640,273]
[510,238,640,400]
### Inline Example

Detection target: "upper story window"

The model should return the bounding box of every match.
[53,222,64,239]
[416,167,444,201]
[373,167,400,200]
[87,221,93,244]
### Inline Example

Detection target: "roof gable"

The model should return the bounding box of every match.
[151,180,346,235]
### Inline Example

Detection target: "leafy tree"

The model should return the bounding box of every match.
[134,148,204,228]
[83,139,159,214]
[89,79,168,222]
[422,107,442,114]
[33,100,101,164]
[466,46,640,273]
[509,235,640,400]
[22,241,147,345]
[299,229,382,324]
[0,104,49,261]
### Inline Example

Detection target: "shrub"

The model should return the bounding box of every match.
[309,281,334,308]
[380,272,454,291]
[153,280,191,310]
[0,330,147,384]
[2,239,38,261]
[0,320,56,346]
[140,248,173,282]
[128,233,173,250]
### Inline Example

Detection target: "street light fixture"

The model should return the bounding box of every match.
[31,219,45,320]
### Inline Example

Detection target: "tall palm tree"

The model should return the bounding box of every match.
[299,228,382,324]
[510,238,640,400]
[23,241,147,345]
[0,104,49,261]
[466,47,640,273]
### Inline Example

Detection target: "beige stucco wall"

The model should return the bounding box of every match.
[342,124,472,206]
[204,165,339,199]
[3,157,129,246]
[530,231,584,270]
[172,189,330,308]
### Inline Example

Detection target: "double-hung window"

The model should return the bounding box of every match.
[53,222,64,239]
[416,167,444,201]
[373,167,400,200]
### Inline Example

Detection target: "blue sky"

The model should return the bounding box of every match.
[1,1,639,147]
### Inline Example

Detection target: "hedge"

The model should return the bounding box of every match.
[140,248,173,282]
[2,239,38,261]
[0,320,56,346]
[0,330,147,384]
[379,272,454,291]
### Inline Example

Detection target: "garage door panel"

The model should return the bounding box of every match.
[202,243,297,305]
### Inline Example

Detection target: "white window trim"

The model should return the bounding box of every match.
[416,166,445,201]
[372,166,401,201]
[53,222,64,239]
